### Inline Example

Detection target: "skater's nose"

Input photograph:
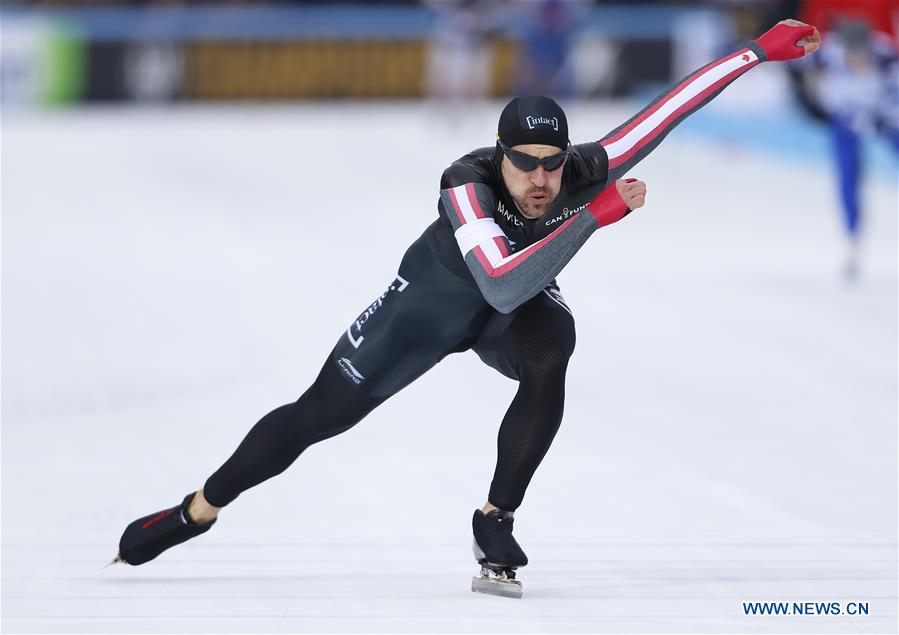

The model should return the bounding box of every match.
[530,166,548,187]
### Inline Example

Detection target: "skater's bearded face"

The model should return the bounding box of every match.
[500,144,565,219]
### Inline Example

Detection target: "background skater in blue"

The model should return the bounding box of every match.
[790,16,898,280]
[115,19,821,599]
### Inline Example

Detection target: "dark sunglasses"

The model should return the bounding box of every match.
[498,140,569,172]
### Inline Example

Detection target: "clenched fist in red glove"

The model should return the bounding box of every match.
[588,178,646,228]
[754,19,822,62]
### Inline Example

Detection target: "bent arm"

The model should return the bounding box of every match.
[441,182,629,313]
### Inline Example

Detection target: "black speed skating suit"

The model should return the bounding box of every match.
[204,143,616,512]
[329,141,611,399]
[203,42,770,511]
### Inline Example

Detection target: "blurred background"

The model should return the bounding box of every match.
[2,1,897,634]
[4,0,885,103]
[3,0,896,222]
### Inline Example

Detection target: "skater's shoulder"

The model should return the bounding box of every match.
[563,142,609,186]
[440,146,500,189]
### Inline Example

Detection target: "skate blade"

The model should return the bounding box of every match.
[471,574,523,599]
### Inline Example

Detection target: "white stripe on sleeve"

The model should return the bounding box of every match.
[452,184,481,223]
[454,218,505,256]
[603,50,757,160]
[479,236,504,265]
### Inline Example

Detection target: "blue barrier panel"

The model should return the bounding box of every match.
[0,4,684,41]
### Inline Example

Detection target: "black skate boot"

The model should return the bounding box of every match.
[114,493,216,565]
[470,509,527,599]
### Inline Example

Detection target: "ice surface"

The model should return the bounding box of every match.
[2,102,896,633]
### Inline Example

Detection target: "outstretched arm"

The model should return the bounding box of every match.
[601,19,821,182]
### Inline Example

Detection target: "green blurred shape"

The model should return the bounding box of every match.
[40,23,85,103]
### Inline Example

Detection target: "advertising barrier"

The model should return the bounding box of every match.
[1,5,677,103]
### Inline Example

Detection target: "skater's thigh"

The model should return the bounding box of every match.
[329,268,488,399]
[472,283,576,381]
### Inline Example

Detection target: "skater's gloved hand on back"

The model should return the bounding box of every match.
[754,19,821,61]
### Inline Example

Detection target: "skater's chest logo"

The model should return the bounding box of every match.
[495,201,523,228]
[544,202,587,226]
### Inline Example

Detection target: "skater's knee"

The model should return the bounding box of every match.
[294,387,375,442]
[517,339,571,383]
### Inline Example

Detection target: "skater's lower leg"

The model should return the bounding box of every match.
[486,319,573,511]
[117,358,385,565]
[202,359,385,507]
[472,307,574,577]
[473,364,567,578]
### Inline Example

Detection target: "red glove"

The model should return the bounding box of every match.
[754,20,821,62]
[588,179,637,228]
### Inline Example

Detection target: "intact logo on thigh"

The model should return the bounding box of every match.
[345,273,410,350]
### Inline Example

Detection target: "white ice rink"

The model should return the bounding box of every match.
[2,100,897,634]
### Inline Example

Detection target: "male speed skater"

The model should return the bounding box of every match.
[114,20,821,599]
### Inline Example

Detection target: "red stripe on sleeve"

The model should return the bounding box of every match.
[607,62,753,169]
[473,245,493,273]
[493,236,510,257]
[600,51,746,147]
[445,187,468,225]
[465,183,487,219]
[486,215,580,277]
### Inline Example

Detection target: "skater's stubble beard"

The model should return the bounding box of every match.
[500,143,565,220]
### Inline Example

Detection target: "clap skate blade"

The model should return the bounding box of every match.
[471,564,523,599]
